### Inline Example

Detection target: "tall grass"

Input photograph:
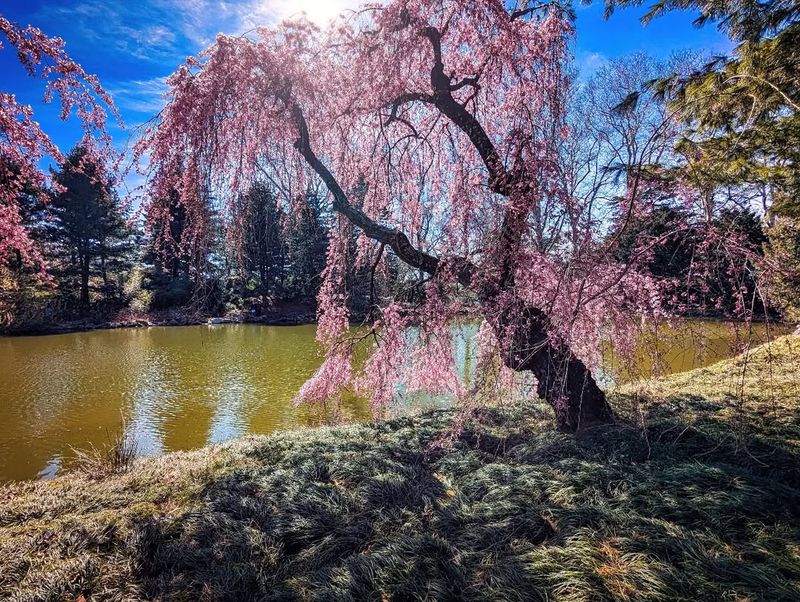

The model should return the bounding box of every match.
[72,418,137,478]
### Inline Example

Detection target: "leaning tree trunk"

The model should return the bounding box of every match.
[487,300,613,432]
[287,99,612,432]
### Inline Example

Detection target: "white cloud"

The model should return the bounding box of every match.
[576,51,609,80]
[37,1,185,61]
[40,0,379,67]
[107,76,169,115]
[132,25,177,48]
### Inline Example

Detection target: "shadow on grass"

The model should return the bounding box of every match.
[125,405,800,601]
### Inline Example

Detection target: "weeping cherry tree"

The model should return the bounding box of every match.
[138,0,668,432]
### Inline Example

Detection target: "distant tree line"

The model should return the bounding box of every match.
[571,45,799,322]
[1,145,389,329]
[611,205,769,316]
[3,0,800,331]
[2,147,135,324]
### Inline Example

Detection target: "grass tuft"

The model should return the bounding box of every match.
[72,420,138,479]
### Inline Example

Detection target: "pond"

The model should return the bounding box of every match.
[0,320,789,481]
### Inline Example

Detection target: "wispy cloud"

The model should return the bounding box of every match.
[576,51,609,80]
[154,0,239,47]
[30,1,372,128]
[158,0,372,46]
[36,1,185,61]
[35,0,377,70]
[106,76,169,115]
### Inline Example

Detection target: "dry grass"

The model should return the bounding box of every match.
[620,332,799,406]
[616,334,800,445]
[72,420,139,479]
[0,336,798,601]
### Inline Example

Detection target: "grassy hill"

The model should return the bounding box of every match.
[1,336,799,600]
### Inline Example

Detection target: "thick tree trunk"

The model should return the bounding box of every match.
[487,300,613,432]
[101,255,108,288]
[260,263,269,311]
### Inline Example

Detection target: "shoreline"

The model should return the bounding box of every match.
[0,307,318,337]
[4,311,796,338]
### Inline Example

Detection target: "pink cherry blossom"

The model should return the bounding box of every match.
[0,17,118,273]
[136,1,689,429]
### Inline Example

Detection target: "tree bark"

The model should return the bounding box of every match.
[80,255,90,309]
[101,254,108,288]
[487,300,613,432]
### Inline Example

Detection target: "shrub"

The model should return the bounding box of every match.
[767,216,800,321]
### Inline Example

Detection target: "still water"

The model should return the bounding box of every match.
[0,320,788,481]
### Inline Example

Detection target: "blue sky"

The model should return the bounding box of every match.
[1,0,732,169]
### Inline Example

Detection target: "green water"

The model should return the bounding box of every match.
[0,320,788,481]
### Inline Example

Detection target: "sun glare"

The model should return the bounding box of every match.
[269,0,356,25]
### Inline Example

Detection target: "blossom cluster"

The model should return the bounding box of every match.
[0,17,117,272]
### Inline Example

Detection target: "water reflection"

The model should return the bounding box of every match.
[0,320,788,481]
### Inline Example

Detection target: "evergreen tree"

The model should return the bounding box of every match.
[144,173,221,311]
[606,0,798,319]
[613,205,696,279]
[767,217,800,320]
[233,182,285,308]
[611,205,768,315]
[286,188,328,301]
[143,183,193,310]
[148,185,189,279]
[44,146,131,311]
[607,0,799,215]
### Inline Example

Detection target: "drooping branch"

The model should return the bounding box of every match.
[0,17,117,271]
[287,83,613,432]
[380,21,555,295]
[288,100,475,286]
[419,25,538,292]
[509,3,561,21]
[140,2,623,430]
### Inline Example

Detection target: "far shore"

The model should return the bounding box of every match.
[0,304,318,337]
[3,307,796,338]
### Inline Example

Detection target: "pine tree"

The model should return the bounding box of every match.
[148,185,189,279]
[608,0,799,214]
[234,182,285,308]
[285,188,329,302]
[43,146,131,311]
